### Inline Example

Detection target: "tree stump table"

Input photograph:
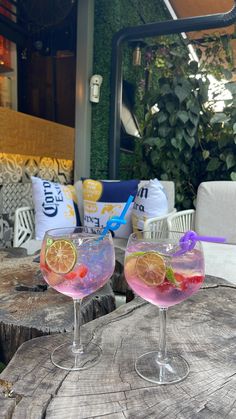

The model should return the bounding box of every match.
[0,275,235,418]
[0,248,116,365]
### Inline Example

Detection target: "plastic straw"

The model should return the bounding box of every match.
[174,230,226,256]
[98,195,134,240]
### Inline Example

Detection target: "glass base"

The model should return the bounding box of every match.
[135,351,189,385]
[51,341,102,371]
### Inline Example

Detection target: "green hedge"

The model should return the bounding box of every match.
[91,0,169,179]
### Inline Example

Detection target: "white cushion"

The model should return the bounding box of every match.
[74,179,175,221]
[31,176,81,240]
[195,181,236,244]
[132,178,168,231]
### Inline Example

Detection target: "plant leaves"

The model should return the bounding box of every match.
[206,158,221,171]
[171,137,183,151]
[166,101,175,114]
[210,113,230,124]
[174,85,189,103]
[177,111,189,124]
[202,150,210,160]
[226,153,236,169]
[188,111,199,126]
[157,112,168,124]
[158,125,171,138]
[183,133,195,148]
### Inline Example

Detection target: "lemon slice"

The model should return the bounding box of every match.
[45,239,77,274]
[135,252,166,286]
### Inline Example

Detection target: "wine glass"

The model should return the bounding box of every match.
[124,230,205,384]
[40,226,115,371]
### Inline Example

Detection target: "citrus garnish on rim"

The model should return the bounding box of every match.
[136,251,166,286]
[45,239,77,274]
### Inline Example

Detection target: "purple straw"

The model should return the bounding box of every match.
[174,230,226,256]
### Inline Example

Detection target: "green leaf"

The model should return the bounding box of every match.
[166,101,175,114]
[206,158,221,171]
[210,113,230,124]
[150,150,160,165]
[177,111,189,124]
[233,123,236,134]
[169,113,177,127]
[160,84,172,95]
[183,133,195,148]
[158,125,171,138]
[186,98,200,115]
[143,137,158,146]
[222,68,232,80]
[175,127,184,141]
[157,112,168,124]
[188,111,199,126]
[202,150,210,160]
[226,153,236,169]
[166,267,181,288]
[225,82,236,95]
[186,125,197,137]
[171,137,183,151]
[230,172,236,181]
[174,85,189,103]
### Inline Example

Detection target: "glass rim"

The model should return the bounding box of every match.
[129,229,186,237]
[44,225,112,237]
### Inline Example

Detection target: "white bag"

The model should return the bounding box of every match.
[132,178,168,231]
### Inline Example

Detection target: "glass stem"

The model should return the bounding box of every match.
[158,307,168,363]
[72,299,83,354]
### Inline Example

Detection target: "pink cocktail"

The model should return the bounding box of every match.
[40,226,115,371]
[125,244,204,308]
[41,236,114,299]
[124,231,205,385]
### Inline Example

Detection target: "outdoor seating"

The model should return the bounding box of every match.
[167,181,236,284]
[167,181,236,244]
[13,179,176,254]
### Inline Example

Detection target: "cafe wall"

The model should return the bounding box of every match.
[91,0,170,179]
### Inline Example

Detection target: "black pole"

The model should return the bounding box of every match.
[109,2,236,179]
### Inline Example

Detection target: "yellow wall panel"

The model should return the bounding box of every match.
[0,107,75,159]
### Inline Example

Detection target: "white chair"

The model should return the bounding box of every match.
[13,206,35,248]
[167,209,195,239]
[166,181,236,284]
[167,181,236,244]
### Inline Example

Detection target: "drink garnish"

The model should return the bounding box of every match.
[165,267,182,288]
[65,264,88,280]
[136,252,166,286]
[45,239,77,274]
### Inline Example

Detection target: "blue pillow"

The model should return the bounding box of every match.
[82,179,139,238]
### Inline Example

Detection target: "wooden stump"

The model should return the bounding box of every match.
[0,276,235,418]
[111,247,134,301]
[0,249,116,364]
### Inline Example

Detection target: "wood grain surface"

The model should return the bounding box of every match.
[1,275,235,418]
[0,249,116,365]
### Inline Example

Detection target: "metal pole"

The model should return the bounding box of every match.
[74,0,94,181]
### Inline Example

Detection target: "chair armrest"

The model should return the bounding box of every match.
[13,206,35,248]
[167,209,195,235]
[143,209,177,237]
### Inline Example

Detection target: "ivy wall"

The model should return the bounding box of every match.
[91,0,170,179]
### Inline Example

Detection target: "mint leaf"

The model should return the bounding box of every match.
[166,267,181,288]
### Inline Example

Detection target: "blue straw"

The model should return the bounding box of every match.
[98,195,134,240]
